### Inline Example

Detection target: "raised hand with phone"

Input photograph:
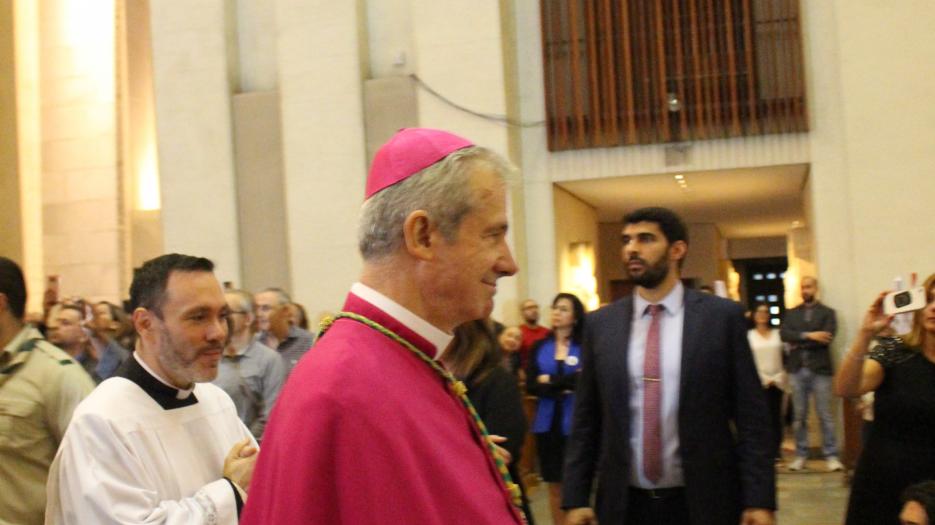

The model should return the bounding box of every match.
[833,273,935,525]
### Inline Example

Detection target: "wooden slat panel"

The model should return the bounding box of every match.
[619,0,637,143]
[585,0,602,145]
[705,0,722,136]
[567,0,586,147]
[653,0,670,142]
[741,0,759,134]
[599,0,619,144]
[671,0,688,139]
[688,0,705,139]
[724,0,741,135]
[539,0,807,150]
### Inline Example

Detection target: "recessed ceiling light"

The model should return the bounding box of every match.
[674,174,685,181]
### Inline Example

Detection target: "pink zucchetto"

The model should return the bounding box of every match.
[365,128,474,199]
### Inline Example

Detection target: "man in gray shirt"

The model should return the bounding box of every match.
[254,287,315,376]
[214,289,285,440]
[780,276,841,472]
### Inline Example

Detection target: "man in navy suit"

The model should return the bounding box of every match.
[563,207,776,525]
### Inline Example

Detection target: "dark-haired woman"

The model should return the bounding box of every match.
[445,319,534,524]
[835,273,935,524]
[526,292,586,525]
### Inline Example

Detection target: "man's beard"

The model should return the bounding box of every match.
[802,293,815,304]
[627,255,670,289]
[156,327,221,386]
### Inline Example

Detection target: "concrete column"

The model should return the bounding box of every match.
[39,0,122,302]
[274,0,367,318]
[149,0,242,284]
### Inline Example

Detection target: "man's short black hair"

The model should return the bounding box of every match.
[130,254,215,317]
[903,481,935,521]
[623,207,689,245]
[0,257,27,320]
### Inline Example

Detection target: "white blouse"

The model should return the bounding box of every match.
[747,329,786,388]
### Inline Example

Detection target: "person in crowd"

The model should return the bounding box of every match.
[88,300,132,379]
[287,301,310,331]
[446,319,534,524]
[242,128,524,524]
[498,324,523,375]
[563,207,775,525]
[748,302,786,461]
[45,254,258,524]
[254,287,314,375]
[781,276,843,472]
[213,289,286,441]
[519,298,550,368]
[46,303,99,382]
[901,481,935,525]
[0,258,95,525]
[527,292,586,525]
[835,273,935,525]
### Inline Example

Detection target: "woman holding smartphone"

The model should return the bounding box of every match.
[835,273,935,525]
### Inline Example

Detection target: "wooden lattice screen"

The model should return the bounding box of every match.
[541,0,808,151]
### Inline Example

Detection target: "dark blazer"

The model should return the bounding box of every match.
[561,289,776,524]
[780,302,837,375]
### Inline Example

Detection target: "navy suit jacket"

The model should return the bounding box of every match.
[561,289,776,524]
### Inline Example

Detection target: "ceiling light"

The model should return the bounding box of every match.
[674,174,685,181]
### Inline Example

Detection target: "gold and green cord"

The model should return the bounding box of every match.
[320,312,526,518]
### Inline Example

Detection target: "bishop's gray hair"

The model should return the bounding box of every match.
[358,146,512,261]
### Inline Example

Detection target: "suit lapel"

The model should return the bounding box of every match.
[604,297,633,435]
[679,289,703,407]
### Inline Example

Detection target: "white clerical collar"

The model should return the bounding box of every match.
[633,280,685,319]
[351,282,454,360]
[133,353,195,400]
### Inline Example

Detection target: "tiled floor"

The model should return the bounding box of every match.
[526,459,850,525]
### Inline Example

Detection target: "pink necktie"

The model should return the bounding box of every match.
[642,304,664,484]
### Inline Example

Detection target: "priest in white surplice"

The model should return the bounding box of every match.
[46,254,258,524]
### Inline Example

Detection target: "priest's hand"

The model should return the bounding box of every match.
[223,438,258,490]
[565,507,597,524]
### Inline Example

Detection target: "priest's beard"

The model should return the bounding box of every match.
[627,254,670,289]
[155,326,222,387]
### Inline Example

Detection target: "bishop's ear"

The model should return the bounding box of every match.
[402,210,437,261]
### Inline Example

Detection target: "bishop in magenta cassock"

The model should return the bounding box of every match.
[242,128,526,524]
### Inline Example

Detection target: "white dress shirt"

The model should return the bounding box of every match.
[628,281,685,488]
[350,282,454,360]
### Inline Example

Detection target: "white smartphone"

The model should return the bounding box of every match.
[883,286,927,315]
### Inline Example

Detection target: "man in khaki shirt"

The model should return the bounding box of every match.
[0,257,94,525]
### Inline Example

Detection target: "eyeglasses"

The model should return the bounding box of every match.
[229,311,250,316]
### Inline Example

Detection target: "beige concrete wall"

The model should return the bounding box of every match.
[728,237,787,260]
[39,0,122,302]
[0,0,23,262]
[149,0,242,285]
[275,1,366,316]
[803,1,935,349]
[231,91,291,293]
[553,186,599,310]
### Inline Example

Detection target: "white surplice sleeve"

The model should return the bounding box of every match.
[45,410,240,525]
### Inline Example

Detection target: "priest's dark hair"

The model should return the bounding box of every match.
[0,257,27,320]
[130,254,215,317]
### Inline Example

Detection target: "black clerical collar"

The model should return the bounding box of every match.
[114,353,199,410]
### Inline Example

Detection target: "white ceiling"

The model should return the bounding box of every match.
[555,164,809,238]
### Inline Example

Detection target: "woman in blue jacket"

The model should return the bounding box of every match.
[526,292,586,525]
